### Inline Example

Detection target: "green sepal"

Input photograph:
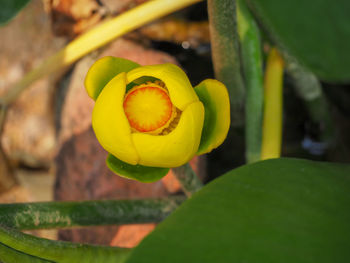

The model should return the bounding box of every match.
[194,79,230,155]
[106,154,169,183]
[85,56,140,100]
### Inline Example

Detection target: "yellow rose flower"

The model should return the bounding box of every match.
[85,57,230,182]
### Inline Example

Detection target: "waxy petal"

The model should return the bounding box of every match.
[85,56,140,100]
[126,63,199,110]
[132,101,204,167]
[92,72,139,164]
[194,79,230,155]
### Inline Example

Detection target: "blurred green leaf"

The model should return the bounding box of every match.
[0,0,31,26]
[247,0,350,83]
[126,158,350,263]
[107,154,169,183]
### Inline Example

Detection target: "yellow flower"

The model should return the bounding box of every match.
[85,57,230,182]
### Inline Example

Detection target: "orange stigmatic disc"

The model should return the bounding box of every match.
[123,83,176,134]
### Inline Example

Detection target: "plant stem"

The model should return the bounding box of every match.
[237,0,264,163]
[0,226,130,263]
[172,163,203,197]
[0,197,185,230]
[284,53,333,143]
[207,0,245,125]
[261,48,284,159]
[1,0,203,106]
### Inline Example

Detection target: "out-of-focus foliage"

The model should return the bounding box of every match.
[0,0,31,25]
[248,0,350,83]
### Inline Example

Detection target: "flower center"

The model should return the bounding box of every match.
[123,83,176,134]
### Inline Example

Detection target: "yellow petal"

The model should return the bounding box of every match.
[132,101,204,167]
[194,79,230,155]
[126,63,199,110]
[92,72,139,164]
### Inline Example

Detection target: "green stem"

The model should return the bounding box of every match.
[237,0,264,163]
[0,226,130,263]
[284,54,333,143]
[207,0,245,125]
[0,197,184,230]
[172,163,203,197]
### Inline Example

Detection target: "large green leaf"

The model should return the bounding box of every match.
[247,0,350,83]
[126,158,350,263]
[0,242,52,263]
[0,0,31,26]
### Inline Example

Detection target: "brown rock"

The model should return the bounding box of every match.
[0,184,32,204]
[55,127,169,244]
[2,78,56,167]
[0,147,17,194]
[101,0,148,14]
[55,127,168,201]
[46,0,149,38]
[46,0,105,37]
[0,0,65,167]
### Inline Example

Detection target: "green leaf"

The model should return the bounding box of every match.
[126,158,350,263]
[0,242,52,263]
[0,0,30,26]
[85,56,140,100]
[247,0,350,83]
[106,154,169,183]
